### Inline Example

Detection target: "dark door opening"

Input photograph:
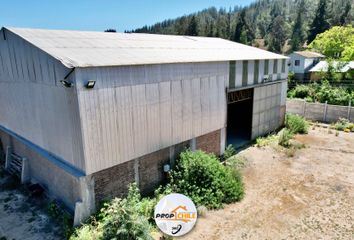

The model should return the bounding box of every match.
[227,88,254,148]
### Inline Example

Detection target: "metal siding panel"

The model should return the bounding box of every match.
[209,76,219,130]
[159,81,172,146]
[229,61,236,89]
[182,79,193,141]
[171,80,183,144]
[200,77,210,133]
[191,78,202,137]
[76,62,229,173]
[242,60,248,86]
[146,83,161,152]
[235,61,243,87]
[264,59,269,76]
[0,34,85,171]
[268,60,274,80]
[2,39,14,80]
[254,60,259,84]
[248,60,254,86]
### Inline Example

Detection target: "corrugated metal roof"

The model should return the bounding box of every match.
[310,61,354,72]
[4,27,287,68]
[294,51,325,58]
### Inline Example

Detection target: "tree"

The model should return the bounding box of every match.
[267,16,287,53]
[307,0,330,44]
[290,0,306,51]
[104,29,117,33]
[232,9,254,44]
[308,25,354,60]
[340,1,352,25]
[186,16,198,36]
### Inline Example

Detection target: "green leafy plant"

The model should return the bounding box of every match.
[166,150,244,209]
[287,81,354,106]
[334,118,354,131]
[223,144,237,159]
[255,134,278,147]
[278,128,294,147]
[71,150,246,239]
[225,155,247,170]
[47,201,61,218]
[47,201,74,239]
[285,114,309,134]
[308,25,354,61]
[71,183,154,240]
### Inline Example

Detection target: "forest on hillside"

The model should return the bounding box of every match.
[127,0,354,54]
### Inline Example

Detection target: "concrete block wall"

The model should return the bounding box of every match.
[0,129,82,211]
[287,99,354,123]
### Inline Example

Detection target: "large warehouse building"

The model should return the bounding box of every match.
[0,27,288,223]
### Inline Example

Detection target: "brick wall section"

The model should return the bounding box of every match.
[93,160,135,204]
[92,140,191,203]
[92,130,221,204]
[138,148,169,195]
[196,129,221,155]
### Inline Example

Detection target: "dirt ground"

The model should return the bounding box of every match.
[182,128,354,240]
[0,173,63,240]
[0,127,353,239]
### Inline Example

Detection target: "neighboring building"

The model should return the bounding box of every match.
[309,61,354,80]
[0,27,288,224]
[288,51,324,80]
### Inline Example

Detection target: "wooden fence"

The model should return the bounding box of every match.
[286,99,353,123]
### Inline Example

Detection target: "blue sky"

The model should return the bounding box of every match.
[0,0,253,32]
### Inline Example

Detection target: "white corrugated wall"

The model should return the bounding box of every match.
[75,62,228,174]
[0,30,85,172]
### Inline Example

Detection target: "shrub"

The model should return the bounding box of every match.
[285,114,309,134]
[278,128,293,147]
[287,84,315,99]
[223,144,236,160]
[285,147,296,157]
[255,134,278,147]
[225,155,247,170]
[70,225,102,240]
[71,184,154,240]
[166,150,244,209]
[334,118,352,131]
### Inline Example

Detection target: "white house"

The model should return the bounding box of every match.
[288,51,324,80]
[309,60,354,80]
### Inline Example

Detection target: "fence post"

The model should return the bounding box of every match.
[348,100,351,120]
[323,101,328,122]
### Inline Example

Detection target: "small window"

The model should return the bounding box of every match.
[295,60,300,66]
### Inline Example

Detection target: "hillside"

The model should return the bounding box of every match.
[127,0,353,54]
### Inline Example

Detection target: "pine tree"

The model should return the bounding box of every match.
[340,1,352,25]
[267,16,287,53]
[232,9,254,44]
[307,0,330,44]
[186,16,198,36]
[290,0,306,51]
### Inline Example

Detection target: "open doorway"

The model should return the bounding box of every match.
[227,88,254,148]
